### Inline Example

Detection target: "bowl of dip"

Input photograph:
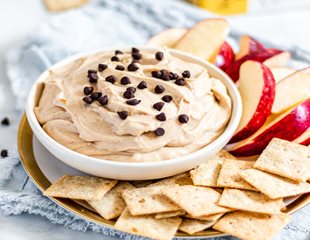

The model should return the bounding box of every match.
[26,46,242,180]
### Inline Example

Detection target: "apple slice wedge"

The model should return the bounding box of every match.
[270,67,295,83]
[145,28,187,47]
[215,41,235,72]
[229,61,275,143]
[272,67,310,114]
[227,99,310,156]
[235,35,265,60]
[263,49,291,68]
[294,128,310,146]
[174,18,229,61]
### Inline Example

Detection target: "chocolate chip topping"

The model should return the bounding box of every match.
[153,102,165,111]
[115,65,125,71]
[1,117,10,126]
[137,81,147,89]
[83,96,94,104]
[162,95,173,103]
[160,69,170,81]
[121,76,131,85]
[98,64,107,72]
[90,92,102,100]
[155,85,165,94]
[1,149,8,158]
[170,72,179,80]
[175,78,185,86]
[151,71,161,78]
[182,70,191,78]
[88,69,97,75]
[178,114,189,123]
[131,59,140,64]
[154,128,165,136]
[128,63,139,72]
[98,95,109,105]
[111,56,120,62]
[83,86,94,95]
[88,72,98,83]
[126,99,141,106]
[106,75,116,84]
[132,52,142,60]
[126,87,136,93]
[155,112,166,121]
[123,90,135,99]
[132,47,140,53]
[115,50,123,55]
[155,51,164,61]
[117,111,128,120]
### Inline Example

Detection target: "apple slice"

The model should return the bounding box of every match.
[174,18,229,61]
[145,28,187,48]
[229,61,275,143]
[215,41,235,72]
[270,67,295,83]
[272,67,310,114]
[294,128,310,146]
[227,99,310,156]
[263,49,291,68]
[235,35,265,60]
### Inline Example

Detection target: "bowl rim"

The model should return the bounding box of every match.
[26,46,242,168]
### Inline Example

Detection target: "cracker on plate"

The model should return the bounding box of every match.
[122,186,181,216]
[240,169,310,199]
[44,175,118,200]
[162,185,232,217]
[115,208,181,240]
[218,188,284,214]
[179,218,216,235]
[184,212,225,222]
[213,211,291,240]
[254,138,310,182]
[217,159,257,191]
[44,0,89,12]
[155,210,186,219]
[88,182,134,220]
[149,172,193,187]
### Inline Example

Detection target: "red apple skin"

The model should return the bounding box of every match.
[229,63,276,143]
[300,136,310,146]
[235,36,265,60]
[229,99,310,156]
[215,41,235,72]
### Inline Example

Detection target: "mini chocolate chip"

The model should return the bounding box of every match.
[1,149,8,158]
[128,63,139,72]
[151,71,161,78]
[137,81,147,89]
[83,96,94,104]
[106,75,116,84]
[182,70,191,78]
[132,47,139,53]
[117,111,128,120]
[154,128,165,136]
[90,92,102,100]
[153,102,165,111]
[123,90,135,99]
[111,56,120,62]
[155,112,166,121]
[126,99,141,106]
[175,78,185,86]
[115,50,123,55]
[155,85,165,94]
[178,114,189,123]
[126,87,136,93]
[83,86,94,95]
[132,52,142,60]
[160,69,170,81]
[162,95,173,103]
[155,51,164,61]
[131,59,140,64]
[88,69,97,76]
[121,76,131,85]
[98,95,109,105]
[1,117,10,126]
[171,72,179,80]
[98,64,107,72]
[115,65,125,71]
[88,72,98,83]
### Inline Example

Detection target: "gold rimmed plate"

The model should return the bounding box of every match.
[18,114,310,239]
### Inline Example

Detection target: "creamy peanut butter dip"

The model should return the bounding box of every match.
[35,48,232,162]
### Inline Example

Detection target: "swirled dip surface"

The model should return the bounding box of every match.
[35,48,232,162]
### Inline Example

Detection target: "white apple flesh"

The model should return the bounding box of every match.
[235,35,265,60]
[294,128,310,146]
[145,28,187,48]
[263,50,291,68]
[270,67,295,83]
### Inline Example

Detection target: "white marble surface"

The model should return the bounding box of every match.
[0,0,309,239]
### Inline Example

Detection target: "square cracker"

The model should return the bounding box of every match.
[88,182,134,220]
[240,169,310,199]
[162,185,232,217]
[44,0,89,12]
[155,210,186,219]
[184,212,224,222]
[115,208,181,240]
[149,172,193,187]
[217,159,257,191]
[122,186,181,216]
[213,211,291,240]
[218,188,284,214]
[44,175,118,200]
[179,219,216,235]
[254,138,310,182]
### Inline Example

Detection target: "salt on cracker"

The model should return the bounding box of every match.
[44,175,117,200]
[115,208,181,240]
[213,211,291,240]
[88,182,134,220]
[179,219,216,235]
[149,172,193,187]
[254,138,310,182]
[217,159,257,191]
[44,0,89,12]
[240,169,310,199]
[122,186,181,216]
[162,185,232,217]
[218,188,284,214]
[155,210,186,219]
[184,212,224,222]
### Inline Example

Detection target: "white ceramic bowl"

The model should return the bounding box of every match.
[26,47,242,180]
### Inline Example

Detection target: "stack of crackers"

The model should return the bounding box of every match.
[44,138,310,240]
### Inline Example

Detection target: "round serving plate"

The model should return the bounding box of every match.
[18,114,310,239]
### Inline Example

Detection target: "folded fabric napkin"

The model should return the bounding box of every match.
[1,0,310,239]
